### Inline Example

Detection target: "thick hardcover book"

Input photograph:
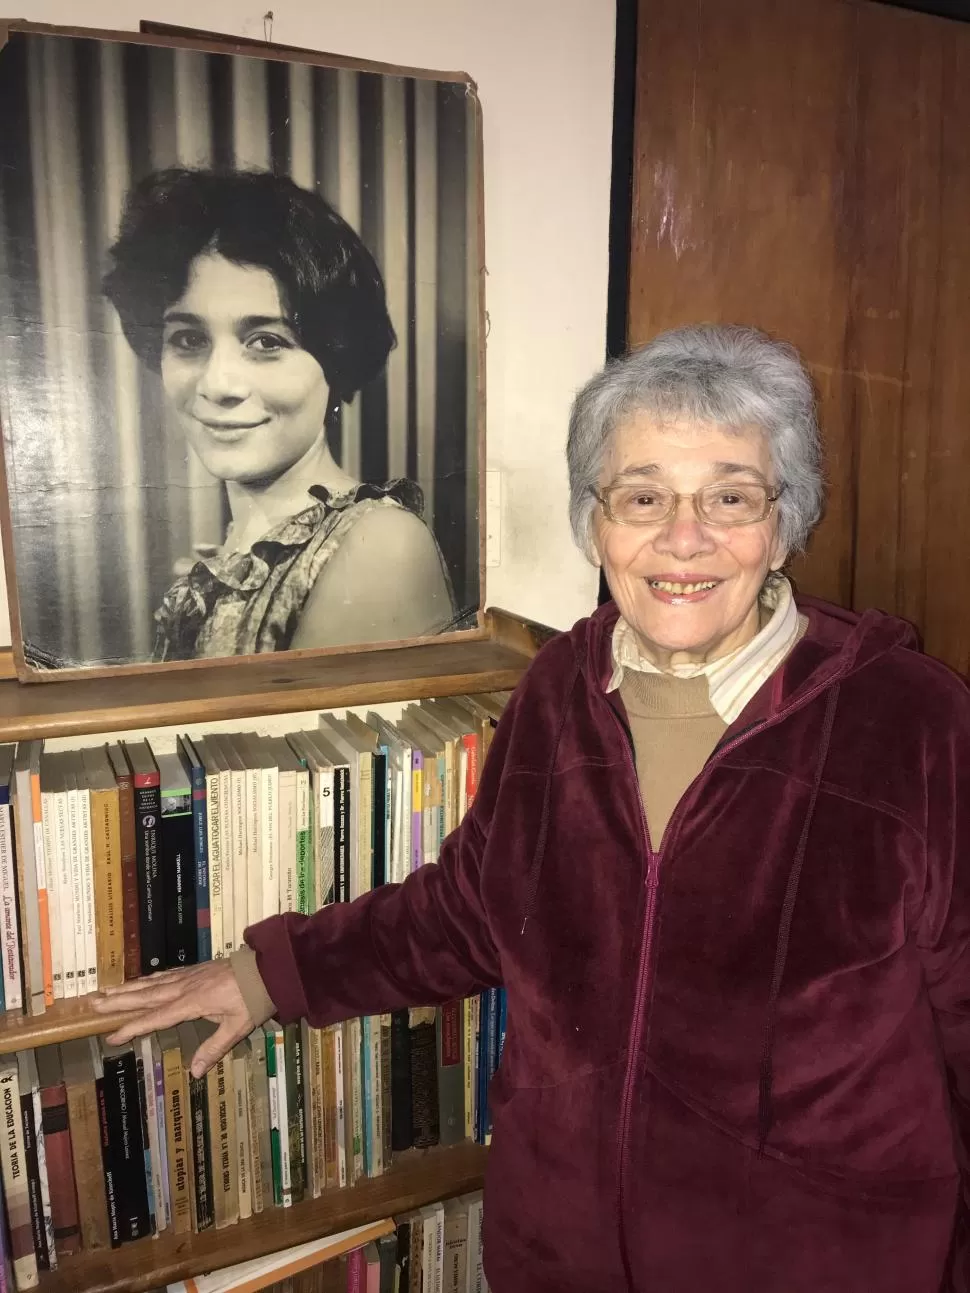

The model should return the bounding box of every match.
[390,1010,414,1152]
[60,1038,111,1252]
[0,1060,39,1290]
[34,1049,79,1256]
[156,752,198,970]
[177,737,211,964]
[409,1008,439,1150]
[15,1055,48,1271]
[437,1001,465,1148]
[105,744,141,981]
[0,747,22,1012]
[177,1023,213,1233]
[14,742,49,1014]
[80,747,125,989]
[98,1045,151,1245]
[122,741,165,974]
[159,1028,193,1236]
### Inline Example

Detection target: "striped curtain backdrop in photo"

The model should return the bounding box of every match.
[0,31,481,668]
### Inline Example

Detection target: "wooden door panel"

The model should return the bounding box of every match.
[629,0,970,673]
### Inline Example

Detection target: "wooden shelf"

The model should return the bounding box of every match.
[39,1142,488,1293]
[0,607,551,742]
[0,995,134,1056]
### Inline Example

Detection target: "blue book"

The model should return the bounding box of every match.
[178,736,211,962]
[496,989,508,1069]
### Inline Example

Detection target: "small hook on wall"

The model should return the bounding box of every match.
[263,10,275,43]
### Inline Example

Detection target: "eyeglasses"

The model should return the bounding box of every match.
[592,480,784,528]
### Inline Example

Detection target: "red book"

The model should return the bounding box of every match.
[36,1048,80,1256]
[346,1245,366,1293]
[462,732,480,810]
[106,743,141,980]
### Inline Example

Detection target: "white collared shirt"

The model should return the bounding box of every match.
[606,577,807,724]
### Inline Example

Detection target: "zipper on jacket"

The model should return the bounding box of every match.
[608,670,841,1288]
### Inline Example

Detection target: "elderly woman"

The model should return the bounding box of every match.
[97,325,970,1293]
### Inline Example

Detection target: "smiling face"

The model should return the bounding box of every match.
[593,413,788,669]
[160,252,330,483]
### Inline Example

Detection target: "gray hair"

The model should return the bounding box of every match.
[567,324,824,562]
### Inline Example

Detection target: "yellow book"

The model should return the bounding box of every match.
[160,1027,193,1235]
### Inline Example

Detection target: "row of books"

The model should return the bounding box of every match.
[344,1193,487,1293]
[0,691,509,1013]
[0,995,502,1291]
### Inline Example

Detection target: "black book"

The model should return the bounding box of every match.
[335,766,350,902]
[408,1009,439,1149]
[99,1045,151,1245]
[123,740,165,974]
[285,1022,306,1204]
[179,1022,213,1232]
[378,1230,397,1293]
[372,747,387,889]
[156,752,198,970]
[395,1218,411,1288]
[390,1011,414,1152]
[16,1057,49,1270]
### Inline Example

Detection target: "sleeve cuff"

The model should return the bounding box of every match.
[230,943,276,1028]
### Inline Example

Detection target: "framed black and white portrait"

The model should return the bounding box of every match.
[0,21,483,681]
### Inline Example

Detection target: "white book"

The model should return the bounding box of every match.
[421,1202,445,1293]
[232,735,262,931]
[76,766,98,994]
[367,1014,383,1179]
[207,737,236,957]
[272,741,298,916]
[333,1023,347,1188]
[232,1050,252,1221]
[218,737,248,954]
[464,1194,485,1293]
[294,760,311,915]
[0,1059,39,1289]
[348,1016,364,1184]
[151,1035,172,1231]
[39,759,63,1001]
[258,746,279,922]
[52,761,76,999]
[0,752,23,1011]
[140,1034,166,1231]
[198,739,224,961]
[65,765,86,997]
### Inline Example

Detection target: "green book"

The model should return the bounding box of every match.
[263,1022,283,1208]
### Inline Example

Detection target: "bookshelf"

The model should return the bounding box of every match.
[2,605,546,1293]
[40,1143,488,1293]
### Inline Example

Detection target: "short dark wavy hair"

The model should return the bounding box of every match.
[102,167,396,403]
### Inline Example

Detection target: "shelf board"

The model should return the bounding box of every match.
[39,1141,488,1293]
[0,632,531,743]
[0,995,136,1056]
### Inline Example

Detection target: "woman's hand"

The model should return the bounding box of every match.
[92,961,255,1078]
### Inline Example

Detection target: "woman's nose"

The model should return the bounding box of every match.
[196,341,248,404]
[652,497,718,558]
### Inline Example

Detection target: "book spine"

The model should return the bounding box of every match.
[411,752,424,875]
[188,1069,213,1232]
[162,1047,192,1235]
[390,1009,414,1152]
[304,1023,324,1199]
[258,765,278,921]
[138,1040,164,1233]
[12,765,41,1015]
[209,1058,237,1229]
[467,1198,484,1293]
[321,1025,338,1191]
[357,760,373,902]
[380,1014,392,1171]
[295,768,312,916]
[368,1016,384,1178]
[279,773,297,915]
[275,1029,292,1205]
[248,1039,271,1215]
[244,764,261,931]
[334,1023,347,1189]
[91,789,124,988]
[190,764,211,963]
[113,768,141,981]
[232,1055,251,1221]
[437,1000,465,1147]
[230,768,247,954]
[410,1009,440,1149]
[133,1054,155,1236]
[349,1017,364,1184]
[30,1091,55,1268]
[101,1053,150,1243]
[0,799,21,1011]
[96,1077,121,1247]
[335,768,350,904]
[462,734,480,813]
[265,1030,282,1208]
[53,791,75,999]
[0,1069,39,1289]
[29,773,53,1009]
[361,1014,373,1178]
[161,786,197,970]
[315,767,335,910]
[133,773,164,974]
[463,998,475,1142]
[243,1051,261,1215]
[42,1080,81,1257]
[205,769,222,961]
[66,784,87,997]
[19,1093,48,1271]
[153,1049,171,1231]
[78,789,98,994]
[64,1080,109,1252]
[285,1023,305,1204]
[217,767,234,956]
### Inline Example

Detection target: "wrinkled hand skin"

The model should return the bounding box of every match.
[92,961,255,1078]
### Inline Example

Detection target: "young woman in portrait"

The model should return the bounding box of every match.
[102,168,456,662]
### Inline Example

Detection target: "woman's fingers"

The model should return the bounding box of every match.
[105,993,206,1046]
[189,1019,249,1079]
[93,965,201,1007]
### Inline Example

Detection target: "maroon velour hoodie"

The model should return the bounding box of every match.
[246,596,970,1292]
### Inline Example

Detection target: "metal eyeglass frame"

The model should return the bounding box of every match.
[590,481,786,528]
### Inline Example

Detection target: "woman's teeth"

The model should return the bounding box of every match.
[648,580,718,594]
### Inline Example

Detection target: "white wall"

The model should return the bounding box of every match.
[0,0,614,646]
